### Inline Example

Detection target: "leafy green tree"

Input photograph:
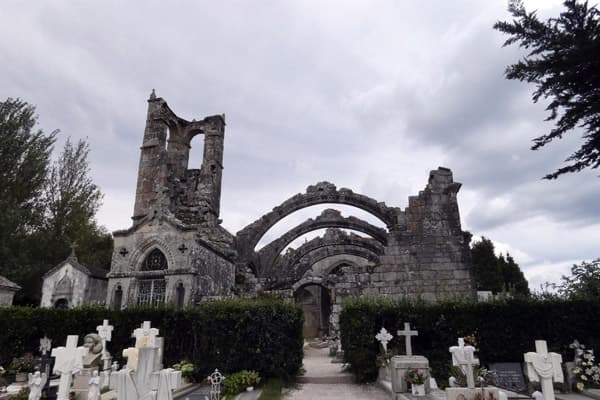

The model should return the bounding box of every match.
[555,258,600,299]
[0,98,56,287]
[42,138,111,265]
[494,0,600,179]
[501,253,530,295]
[0,98,113,305]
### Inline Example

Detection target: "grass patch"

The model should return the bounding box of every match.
[258,379,284,400]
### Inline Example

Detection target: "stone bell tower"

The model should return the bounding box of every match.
[106,91,236,309]
[133,89,226,225]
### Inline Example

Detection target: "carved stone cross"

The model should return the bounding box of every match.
[51,335,88,400]
[39,336,52,356]
[449,337,479,389]
[119,247,129,257]
[96,319,114,369]
[376,327,393,354]
[133,321,159,348]
[397,322,418,356]
[524,340,563,400]
[178,244,188,253]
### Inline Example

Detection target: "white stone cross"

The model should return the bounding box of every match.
[376,327,394,354]
[397,322,418,356]
[133,321,159,348]
[524,340,564,400]
[97,319,114,370]
[39,336,52,356]
[449,337,480,389]
[51,335,88,400]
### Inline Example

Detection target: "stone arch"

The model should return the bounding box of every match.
[129,238,176,272]
[255,209,388,272]
[262,229,382,289]
[325,259,362,276]
[235,182,401,261]
[281,229,384,270]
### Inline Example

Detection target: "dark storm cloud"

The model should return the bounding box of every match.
[0,0,596,289]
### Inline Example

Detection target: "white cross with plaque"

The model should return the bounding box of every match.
[524,340,563,400]
[449,337,479,389]
[51,335,88,400]
[96,319,114,370]
[376,327,393,354]
[397,322,418,356]
[133,321,159,348]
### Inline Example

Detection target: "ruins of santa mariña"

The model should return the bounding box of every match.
[42,91,476,337]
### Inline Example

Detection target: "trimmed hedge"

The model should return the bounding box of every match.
[0,298,303,381]
[340,297,600,383]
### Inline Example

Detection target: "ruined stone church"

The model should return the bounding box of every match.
[105,92,475,337]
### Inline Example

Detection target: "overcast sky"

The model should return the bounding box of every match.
[1,0,598,291]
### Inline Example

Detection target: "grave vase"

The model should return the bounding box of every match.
[412,383,426,396]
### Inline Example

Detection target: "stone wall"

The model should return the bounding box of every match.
[0,289,16,307]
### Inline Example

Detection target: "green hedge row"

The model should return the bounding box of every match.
[0,298,304,381]
[339,298,600,383]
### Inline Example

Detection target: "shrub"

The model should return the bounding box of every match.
[0,298,303,381]
[340,297,600,383]
[222,370,261,395]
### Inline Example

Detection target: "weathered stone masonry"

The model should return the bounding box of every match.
[107,93,475,335]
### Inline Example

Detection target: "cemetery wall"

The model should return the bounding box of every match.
[339,297,600,384]
[0,299,303,381]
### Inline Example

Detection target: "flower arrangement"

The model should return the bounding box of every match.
[570,340,600,392]
[449,366,496,387]
[172,360,195,382]
[464,333,478,349]
[7,354,35,374]
[405,368,428,385]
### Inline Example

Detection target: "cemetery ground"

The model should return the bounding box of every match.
[0,297,599,400]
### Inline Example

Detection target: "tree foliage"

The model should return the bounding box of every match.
[471,236,529,295]
[0,98,112,305]
[554,258,600,299]
[494,0,600,179]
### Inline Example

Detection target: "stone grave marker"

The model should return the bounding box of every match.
[376,327,393,354]
[389,322,431,395]
[450,338,479,389]
[51,335,88,400]
[489,362,527,393]
[524,340,563,400]
[398,322,418,356]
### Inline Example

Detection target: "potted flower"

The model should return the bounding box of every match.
[406,368,428,396]
[570,340,600,392]
[172,360,195,383]
[8,354,35,383]
[239,370,260,392]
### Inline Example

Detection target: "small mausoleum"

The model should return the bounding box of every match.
[40,250,108,309]
[0,275,20,306]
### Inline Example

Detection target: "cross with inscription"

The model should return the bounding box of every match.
[524,340,563,400]
[51,335,88,400]
[450,337,480,389]
[133,321,159,348]
[397,322,418,356]
[96,319,114,370]
[119,247,129,257]
[178,244,188,253]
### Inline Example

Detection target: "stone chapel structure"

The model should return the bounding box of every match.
[106,92,475,335]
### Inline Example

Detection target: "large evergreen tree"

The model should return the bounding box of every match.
[470,237,530,296]
[494,0,600,179]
